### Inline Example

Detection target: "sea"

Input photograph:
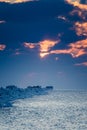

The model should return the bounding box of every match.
[0,90,87,130]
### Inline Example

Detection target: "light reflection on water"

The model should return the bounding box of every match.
[0,91,87,130]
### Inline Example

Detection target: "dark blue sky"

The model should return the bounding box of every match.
[0,0,87,89]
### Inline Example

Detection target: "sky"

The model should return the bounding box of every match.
[0,0,87,89]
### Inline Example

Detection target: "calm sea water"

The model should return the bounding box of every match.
[0,90,87,130]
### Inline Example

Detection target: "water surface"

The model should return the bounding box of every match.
[0,90,87,130]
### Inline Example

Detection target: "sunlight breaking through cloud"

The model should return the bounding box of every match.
[39,40,59,58]
[24,39,60,58]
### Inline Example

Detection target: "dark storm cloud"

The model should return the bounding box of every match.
[0,1,73,23]
[0,0,75,50]
[0,0,87,54]
[80,0,87,4]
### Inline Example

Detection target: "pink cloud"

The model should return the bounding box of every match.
[24,42,36,49]
[0,0,38,3]
[75,62,87,66]
[0,44,6,51]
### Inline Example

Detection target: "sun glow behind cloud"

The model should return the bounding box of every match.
[39,40,58,52]
[39,40,59,58]
[24,39,60,58]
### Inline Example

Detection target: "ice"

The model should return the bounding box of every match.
[0,86,48,107]
[0,90,87,130]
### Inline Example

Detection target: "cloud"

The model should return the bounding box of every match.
[50,39,87,58]
[39,39,60,58]
[24,39,60,58]
[39,52,50,58]
[24,38,87,58]
[70,8,87,21]
[0,0,75,47]
[24,42,36,49]
[39,40,59,52]
[75,62,87,66]
[57,16,68,22]
[0,44,6,51]
[68,0,87,37]
[74,22,87,36]
[14,49,21,55]
[0,20,6,24]
[66,0,87,10]
[0,0,86,57]
[0,0,38,4]
[55,57,59,61]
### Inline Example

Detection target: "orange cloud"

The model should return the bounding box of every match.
[0,44,6,51]
[50,39,87,58]
[39,40,58,52]
[24,39,60,58]
[39,52,50,58]
[39,39,60,58]
[0,0,38,3]
[75,62,87,66]
[66,0,87,10]
[74,22,87,36]
[24,39,87,58]
[24,42,36,49]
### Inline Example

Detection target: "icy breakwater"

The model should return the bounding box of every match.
[0,85,53,107]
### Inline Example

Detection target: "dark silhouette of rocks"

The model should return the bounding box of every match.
[0,85,53,107]
[46,86,53,89]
